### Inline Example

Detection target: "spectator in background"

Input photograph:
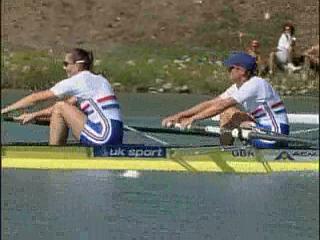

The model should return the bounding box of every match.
[246,40,267,75]
[269,23,301,74]
[303,43,319,71]
[247,40,261,62]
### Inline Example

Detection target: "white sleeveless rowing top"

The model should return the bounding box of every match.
[220,76,289,129]
[50,71,122,122]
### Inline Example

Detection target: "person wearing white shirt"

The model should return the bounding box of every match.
[269,23,301,74]
[1,48,123,146]
[162,52,290,148]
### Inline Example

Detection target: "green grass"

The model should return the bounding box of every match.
[192,2,294,56]
[2,50,65,90]
[1,44,319,96]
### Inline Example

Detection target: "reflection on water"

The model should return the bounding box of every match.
[2,170,319,240]
[1,90,319,240]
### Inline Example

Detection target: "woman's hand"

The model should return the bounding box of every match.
[161,114,182,128]
[1,107,10,115]
[13,113,36,125]
[179,117,195,129]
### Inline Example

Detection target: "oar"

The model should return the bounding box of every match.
[116,124,318,146]
[2,116,220,137]
[251,132,317,146]
[123,125,169,146]
[205,126,317,146]
[2,115,170,145]
[162,124,318,146]
[2,116,50,126]
[3,116,317,146]
[122,125,221,137]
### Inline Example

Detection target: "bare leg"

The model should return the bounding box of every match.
[219,107,254,145]
[49,101,87,145]
[287,47,293,64]
[268,52,275,74]
[303,55,311,75]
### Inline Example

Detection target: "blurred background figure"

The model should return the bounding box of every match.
[247,40,261,60]
[246,40,267,76]
[303,43,319,75]
[268,23,301,74]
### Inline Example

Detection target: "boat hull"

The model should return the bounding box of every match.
[2,145,319,173]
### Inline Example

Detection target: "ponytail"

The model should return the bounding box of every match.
[69,48,94,70]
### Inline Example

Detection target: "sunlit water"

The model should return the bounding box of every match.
[1,90,319,240]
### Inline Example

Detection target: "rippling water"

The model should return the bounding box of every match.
[1,90,319,240]
[2,170,319,240]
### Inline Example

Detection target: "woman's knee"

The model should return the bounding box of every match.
[52,101,68,115]
[220,107,241,128]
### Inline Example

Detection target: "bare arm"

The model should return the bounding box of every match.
[162,96,221,127]
[1,90,56,114]
[31,96,76,119]
[191,97,237,121]
[179,97,237,128]
[13,96,78,124]
[175,98,220,118]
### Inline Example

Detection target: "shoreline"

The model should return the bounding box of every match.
[2,46,319,97]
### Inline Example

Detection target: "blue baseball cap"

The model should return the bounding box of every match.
[224,52,257,72]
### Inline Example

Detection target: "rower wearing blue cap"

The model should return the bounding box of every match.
[162,52,289,148]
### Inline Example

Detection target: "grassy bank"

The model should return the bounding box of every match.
[1,45,319,96]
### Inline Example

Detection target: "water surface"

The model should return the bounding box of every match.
[1,91,319,240]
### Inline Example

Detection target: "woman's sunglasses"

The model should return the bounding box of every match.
[228,66,244,72]
[63,60,86,67]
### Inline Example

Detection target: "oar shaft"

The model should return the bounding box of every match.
[3,116,215,137]
[3,116,317,146]
[205,127,317,145]
[124,125,169,145]
[125,125,221,137]
[248,131,317,145]
[2,116,50,126]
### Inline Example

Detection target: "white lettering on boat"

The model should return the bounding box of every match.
[94,145,166,158]
[231,149,255,157]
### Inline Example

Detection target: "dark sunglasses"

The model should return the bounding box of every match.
[228,66,243,72]
[63,61,73,67]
